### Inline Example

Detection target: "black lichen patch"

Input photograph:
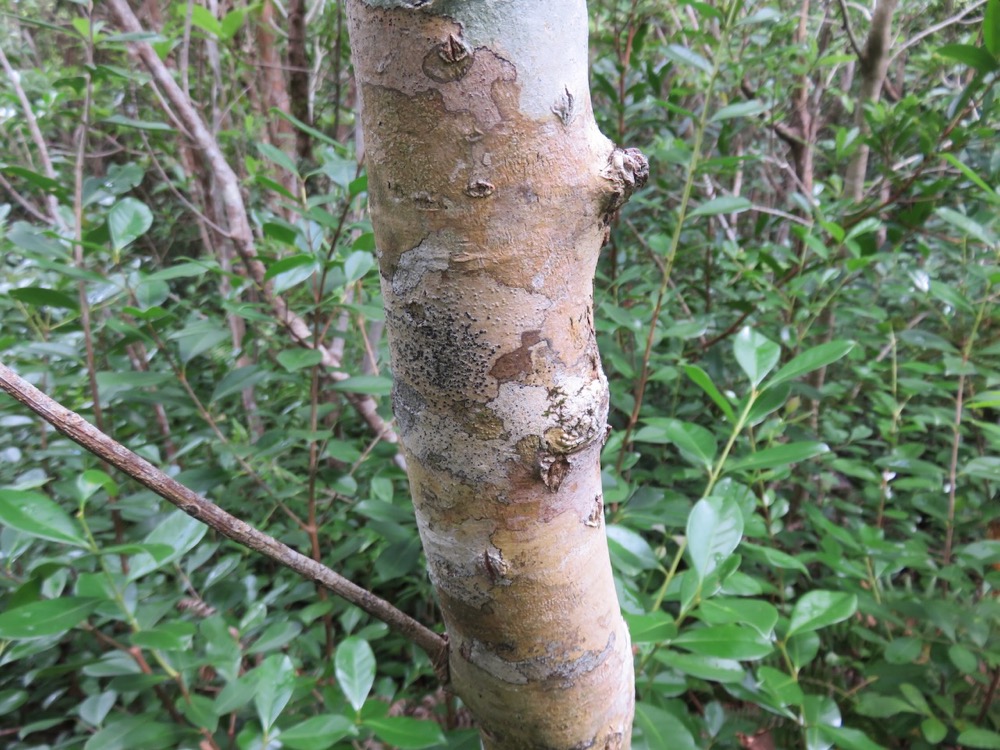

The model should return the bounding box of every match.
[390,296,497,401]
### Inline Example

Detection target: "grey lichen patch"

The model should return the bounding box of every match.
[459,630,617,687]
[392,237,452,295]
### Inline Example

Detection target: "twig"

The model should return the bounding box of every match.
[0,170,49,222]
[835,0,864,60]
[890,0,987,63]
[0,42,63,225]
[0,360,449,680]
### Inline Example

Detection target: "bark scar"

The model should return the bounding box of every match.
[600,146,649,215]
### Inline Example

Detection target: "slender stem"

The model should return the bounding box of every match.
[615,2,736,472]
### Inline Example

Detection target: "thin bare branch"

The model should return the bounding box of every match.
[835,0,864,59]
[0,360,448,677]
[890,0,987,63]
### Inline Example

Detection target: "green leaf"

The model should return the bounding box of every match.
[957,729,1000,749]
[634,702,699,750]
[941,153,1000,204]
[335,636,375,711]
[767,341,854,387]
[936,207,997,245]
[711,101,766,121]
[210,365,271,402]
[687,495,743,581]
[189,4,221,36]
[83,714,178,750]
[696,598,778,637]
[254,654,296,732]
[742,541,809,574]
[684,365,736,422]
[921,717,947,744]
[329,375,392,396]
[258,142,300,177]
[0,489,88,548]
[986,0,999,55]
[103,114,173,132]
[787,591,857,637]
[657,651,745,682]
[962,456,1000,481]
[607,524,660,574]
[758,666,804,706]
[127,510,208,581]
[247,620,302,655]
[624,611,677,643]
[108,197,153,251]
[817,726,887,750]
[689,196,751,217]
[344,250,374,283]
[220,7,248,39]
[733,327,780,388]
[279,714,357,750]
[0,597,100,639]
[277,348,324,372]
[728,441,829,472]
[363,716,446,749]
[264,254,315,282]
[664,43,712,73]
[8,286,79,310]
[948,643,979,673]
[634,418,716,469]
[673,624,774,660]
[936,43,999,73]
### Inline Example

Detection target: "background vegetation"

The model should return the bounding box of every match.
[1,0,998,748]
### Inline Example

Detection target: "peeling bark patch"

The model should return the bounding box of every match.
[465,179,495,198]
[539,453,570,492]
[490,330,543,381]
[423,34,474,82]
[584,495,603,527]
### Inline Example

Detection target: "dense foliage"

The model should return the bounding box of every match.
[1,0,998,748]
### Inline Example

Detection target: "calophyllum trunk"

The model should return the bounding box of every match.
[347,1,647,746]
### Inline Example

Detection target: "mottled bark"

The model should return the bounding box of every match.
[347,1,646,747]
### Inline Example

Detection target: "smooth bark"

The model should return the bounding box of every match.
[347,1,646,747]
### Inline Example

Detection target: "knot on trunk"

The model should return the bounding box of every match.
[600,146,649,215]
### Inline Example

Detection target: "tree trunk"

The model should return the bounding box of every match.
[346,1,646,747]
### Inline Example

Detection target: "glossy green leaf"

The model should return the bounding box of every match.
[664,43,711,73]
[624,611,676,643]
[787,591,857,637]
[936,44,999,72]
[957,729,1000,749]
[254,654,296,732]
[0,489,88,548]
[689,196,752,217]
[607,524,660,574]
[108,197,153,251]
[684,364,736,422]
[127,510,207,582]
[335,636,375,711]
[276,348,324,372]
[634,418,716,469]
[279,714,357,750]
[258,142,300,176]
[728,442,829,472]
[210,364,270,402]
[686,494,744,581]
[329,375,392,396]
[247,620,302,655]
[767,340,854,387]
[696,598,779,637]
[673,624,774,660]
[657,651,745,682]
[634,702,699,750]
[363,716,446,749]
[83,714,178,750]
[818,726,887,750]
[921,717,947,744]
[8,286,79,310]
[0,597,100,639]
[733,327,781,387]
